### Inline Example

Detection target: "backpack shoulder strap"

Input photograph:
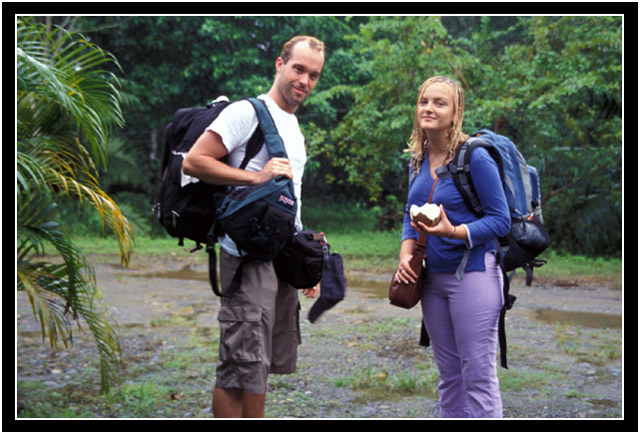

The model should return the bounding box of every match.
[246,97,289,159]
[435,137,504,218]
[239,126,264,171]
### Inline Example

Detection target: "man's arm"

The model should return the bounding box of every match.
[182,130,293,186]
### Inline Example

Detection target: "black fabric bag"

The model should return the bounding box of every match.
[503,216,551,285]
[273,230,328,289]
[154,97,262,249]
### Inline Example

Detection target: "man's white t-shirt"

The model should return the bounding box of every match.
[207,94,307,257]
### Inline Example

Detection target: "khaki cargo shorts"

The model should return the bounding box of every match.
[214,249,301,394]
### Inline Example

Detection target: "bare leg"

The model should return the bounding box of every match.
[212,387,266,418]
[212,387,242,418]
[242,391,266,418]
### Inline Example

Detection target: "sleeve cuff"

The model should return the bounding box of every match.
[462,224,472,249]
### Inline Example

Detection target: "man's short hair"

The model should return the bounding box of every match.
[280,35,325,64]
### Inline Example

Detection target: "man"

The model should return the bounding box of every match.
[182,35,325,418]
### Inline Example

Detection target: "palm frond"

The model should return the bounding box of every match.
[17,18,134,266]
[47,170,133,265]
[17,18,124,170]
[17,196,122,392]
[17,17,129,393]
[17,268,74,348]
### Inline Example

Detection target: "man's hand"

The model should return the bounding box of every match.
[254,157,293,184]
[301,284,320,299]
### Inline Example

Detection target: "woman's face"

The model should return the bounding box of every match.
[417,82,455,134]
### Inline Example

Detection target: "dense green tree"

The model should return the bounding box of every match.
[68,16,367,206]
[459,16,622,254]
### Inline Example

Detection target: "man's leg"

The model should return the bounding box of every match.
[212,387,242,418]
[212,387,265,418]
[213,251,278,418]
[241,390,266,418]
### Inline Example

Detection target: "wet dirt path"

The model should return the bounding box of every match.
[16,253,623,419]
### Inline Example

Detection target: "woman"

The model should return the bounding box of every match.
[396,76,511,418]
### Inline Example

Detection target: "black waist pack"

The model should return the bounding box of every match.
[273,230,329,289]
[216,175,297,262]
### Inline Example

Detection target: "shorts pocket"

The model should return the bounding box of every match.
[217,304,263,363]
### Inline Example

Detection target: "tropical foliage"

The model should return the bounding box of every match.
[74,15,622,256]
[16,17,133,392]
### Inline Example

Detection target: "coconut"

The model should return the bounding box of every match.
[409,203,441,227]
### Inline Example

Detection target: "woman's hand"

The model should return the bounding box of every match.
[395,253,418,284]
[411,205,465,241]
[411,205,452,237]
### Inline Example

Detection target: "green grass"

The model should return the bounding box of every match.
[45,196,621,283]
[497,367,565,393]
[331,365,438,397]
[535,250,621,282]
[18,326,218,418]
[554,324,622,365]
[49,193,622,282]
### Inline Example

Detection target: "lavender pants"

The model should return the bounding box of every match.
[421,252,504,418]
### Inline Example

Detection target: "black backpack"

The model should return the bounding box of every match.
[154,97,263,250]
[273,230,329,289]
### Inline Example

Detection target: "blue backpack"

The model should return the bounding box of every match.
[435,129,551,369]
[437,128,550,283]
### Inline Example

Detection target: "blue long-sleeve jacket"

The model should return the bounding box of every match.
[402,146,511,274]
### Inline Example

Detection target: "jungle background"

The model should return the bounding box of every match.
[27,15,622,255]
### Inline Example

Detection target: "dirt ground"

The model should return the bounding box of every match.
[16,252,624,420]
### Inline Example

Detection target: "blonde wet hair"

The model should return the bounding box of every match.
[407,76,469,176]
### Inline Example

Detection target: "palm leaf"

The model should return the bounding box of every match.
[17,17,129,392]
[17,196,122,392]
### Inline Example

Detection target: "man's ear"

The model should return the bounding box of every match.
[275,56,284,73]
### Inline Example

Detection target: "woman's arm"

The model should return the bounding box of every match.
[464,147,511,243]
[395,237,418,284]
[412,147,509,244]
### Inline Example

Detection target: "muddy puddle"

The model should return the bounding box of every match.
[348,275,390,299]
[346,275,623,329]
[524,309,622,329]
[125,264,210,282]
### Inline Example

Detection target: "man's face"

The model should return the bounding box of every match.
[274,41,324,113]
